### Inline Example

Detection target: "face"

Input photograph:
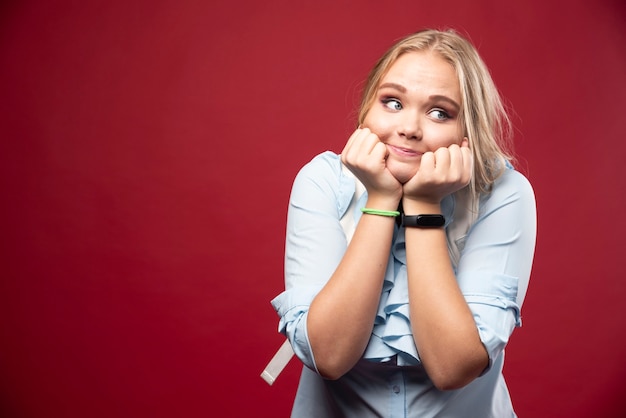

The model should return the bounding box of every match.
[362,51,464,183]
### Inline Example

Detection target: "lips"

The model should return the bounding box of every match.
[387,144,421,157]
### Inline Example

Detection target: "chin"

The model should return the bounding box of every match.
[387,161,418,184]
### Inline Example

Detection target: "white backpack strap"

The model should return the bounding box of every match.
[261,162,364,385]
[260,339,295,385]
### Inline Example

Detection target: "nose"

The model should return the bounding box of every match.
[398,112,421,140]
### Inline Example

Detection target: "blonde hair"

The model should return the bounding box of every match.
[358,29,513,196]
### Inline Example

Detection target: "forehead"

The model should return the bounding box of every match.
[380,51,460,97]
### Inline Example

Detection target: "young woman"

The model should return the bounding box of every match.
[271,28,536,417]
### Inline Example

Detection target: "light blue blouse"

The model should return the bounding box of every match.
[271,151,536,417]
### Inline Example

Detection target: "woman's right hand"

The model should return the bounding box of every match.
[341,128,403,206]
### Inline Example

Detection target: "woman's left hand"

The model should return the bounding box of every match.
[402,139,473,206]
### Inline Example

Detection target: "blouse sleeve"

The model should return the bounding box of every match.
[456,169,537,372]
[271,152,354,371]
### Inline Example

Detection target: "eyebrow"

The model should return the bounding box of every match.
[429,95,461,111]
[378,82,406,93]
[378,83,460,111]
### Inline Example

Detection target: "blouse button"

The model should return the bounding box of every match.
[392,385,400,394]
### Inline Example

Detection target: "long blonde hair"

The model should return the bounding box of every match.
[358,29,513,197]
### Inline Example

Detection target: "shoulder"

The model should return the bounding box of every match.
[296,151,341,179]
[290,151,355,211]
[295,151,345,189]
[475,168,537,225]
[487,168,535,205]
[292,151,342,193]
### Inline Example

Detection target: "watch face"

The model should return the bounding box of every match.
[402,214,445,228]
[419,215,445,227]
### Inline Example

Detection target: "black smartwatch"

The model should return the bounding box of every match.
[401,214,445,228]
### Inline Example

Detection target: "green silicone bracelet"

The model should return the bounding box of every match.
[360,208,401,217]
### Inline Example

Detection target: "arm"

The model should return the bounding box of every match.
[307,198,396,379]
[272,143,400,378]
[403,143,487,390]
[403,146,536,390]
[307,129,402,379]
[404,204,489,390]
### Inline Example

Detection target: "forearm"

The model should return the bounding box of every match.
[308,198,396,379]
[404,201,487,390]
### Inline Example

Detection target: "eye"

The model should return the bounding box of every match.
[382,98,402,111]
[429,109,450,121]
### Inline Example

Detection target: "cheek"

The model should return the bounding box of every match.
[424,126,463,147]
[362,111,393,140]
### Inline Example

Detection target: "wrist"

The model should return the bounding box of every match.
[401,198,442,215]
[365,195,401,212]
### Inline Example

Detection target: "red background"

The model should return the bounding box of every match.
[1,1,625,417]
